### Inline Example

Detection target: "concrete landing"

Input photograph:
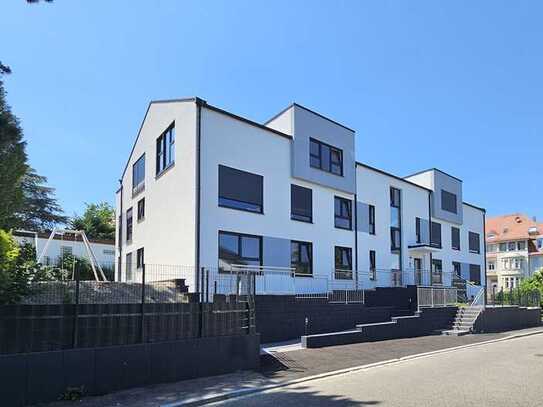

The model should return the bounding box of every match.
[442,329,471,336]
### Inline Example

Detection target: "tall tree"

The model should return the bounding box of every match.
[70,202,115,241]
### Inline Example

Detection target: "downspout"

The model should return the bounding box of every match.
[483,211,487,306]
[195,99,203,291]
[428,191,433,283]
[354,193,359,279]
[118,180,123,282]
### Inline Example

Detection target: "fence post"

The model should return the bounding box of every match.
[199,267,205,338]
[205,268,209,303]
[72,264,80,348]
[509,286,513,305]
[140,263,146,343]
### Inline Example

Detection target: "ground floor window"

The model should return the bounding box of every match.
[431,259,443,285]
[291,240,312,276]
[334,246,352,279]
[218,231,262,270]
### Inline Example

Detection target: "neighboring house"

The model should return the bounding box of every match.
[115,98,486,293]
[13,230,116,268]
[485,214,543,292]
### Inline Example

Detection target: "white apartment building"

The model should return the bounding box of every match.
[115,98,486,294]
[486,214,543,292]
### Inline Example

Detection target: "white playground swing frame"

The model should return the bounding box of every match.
[37,228,108,282]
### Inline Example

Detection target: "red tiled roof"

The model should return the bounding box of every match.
[485,214,543,243]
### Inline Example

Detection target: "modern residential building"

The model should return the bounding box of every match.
[115,98,486,294]
[13,230,116,267]
[485,214,543,292]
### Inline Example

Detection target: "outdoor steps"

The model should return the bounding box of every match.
[441,307,482,335]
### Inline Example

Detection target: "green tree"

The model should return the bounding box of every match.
[519,269,543,299]
[70,202,115,241]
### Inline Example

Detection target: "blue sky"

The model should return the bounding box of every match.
[2,1,542,220]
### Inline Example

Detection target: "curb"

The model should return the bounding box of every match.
[161,328,543,407]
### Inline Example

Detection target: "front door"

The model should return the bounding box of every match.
[414,258,423,285]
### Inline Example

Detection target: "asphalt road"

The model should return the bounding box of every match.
[219,333,543,407]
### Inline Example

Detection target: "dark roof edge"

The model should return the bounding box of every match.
[404,168,463,183]
[355,162,432,192]
[264,102,355,133]
[463,201,486,212]
[202,103,292,140]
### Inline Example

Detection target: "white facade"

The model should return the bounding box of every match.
[115,98,486,294]
[13,231,115,268]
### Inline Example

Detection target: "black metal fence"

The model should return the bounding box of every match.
[487,286,541,308]
[0,264,256,354]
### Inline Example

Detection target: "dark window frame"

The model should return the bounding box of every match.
[218,165,264,214]
[156,122,175,176]
[334,246,353,272]
[415,217,421,243]
[469,264,481,285]
[291,240,313,276]
[390,187,402,253]
[126,208,133,243]
[469,231,480,254]
[125,252,132,281]
[218,231,263,270]
[451,226,460,251]
[431,221,442,248]
[431,258,443,285]
[369,250,376,281]
[441,189,458,214]
[291,184,313,223]
[309,138,344,176]
[136,247,144,269]
[334,196,352,230]
[368,205,376,235]
[132,153,145,195]
[137,198,145,222]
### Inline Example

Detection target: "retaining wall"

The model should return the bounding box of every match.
[473,306,541,333]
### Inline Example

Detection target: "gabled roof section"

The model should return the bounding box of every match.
[264,102,355,133]
[356,162,432,192]
[404,168,463,183]
[486,214,542,242]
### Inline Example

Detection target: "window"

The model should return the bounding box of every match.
[103,249,115,256]
[453,261,461,278]
[136,247,144,269]
[431,222,442,248]
[156,123,175,175]
[415,217,421,243]
[391,228,401,251]
[291,184,312,223]
[517,241,526,251]
[451,227,460,251]
[487,244,497,253]
[126,208,133,242]
[499,242,507,252]
[218,231,262,269]
[369,250,376,280]
[368,205,376,235]
[469,232,480,254]
[291,241,312,276]
[390,187,401,208]
[432,259,443,285]
[309,138,343,176]
[469,264,481,285]
[60,246,72,257]
[335,246,352,279]
[538,238,543,250]
[508,241,516,251]
[137,198,145,221]
[334,197,352,230]
[126,252,132,281]
[218,165,263,213]
[132,154,145,195]
[117,215,122,249]
[488,261,495,271]
[441,190,457,214]
[390,187,402,253]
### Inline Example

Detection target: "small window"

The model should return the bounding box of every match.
[499,242,507,252]
[309,138,343,176]
[431,222,442,248]
[390,188,401,208]
[415,217,421,243]
[126,252,133,281]
[219,165,263,213]
[469,232,480,254]
[469,264,481,285]
[334,197,352,230]
[137,198,145,221]
[538,238,543,250]
[508,241,516,251]
[126,208,133,243]
[452,261,461,278]
[391,228,401,251]
[218,231,262,269]
[369,250,376,280]
[486,244,497,253]
[432,259,443,285]
[368,205,376,235]
[136,247,144,269]
[103,249,115,256]
[291,240,313,276]
[60,246,73,257]
[488,261,495,271]
[517,241,526,251]
[132,154,145,195]
[441,190,457,214]
[334,246,353,278]
[156,123,175,175]
[117,215,122,249]
[291,184,312,223]
[451,227,460,251]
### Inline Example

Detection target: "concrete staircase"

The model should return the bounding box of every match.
[442,306,482,336]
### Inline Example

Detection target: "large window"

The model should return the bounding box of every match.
[218,231,262,269]
[369,205,376,235]
[132,154,145,195]
[126,208,133,243]
[156,123,175,175]
[309,138,343,176]
[431,221,442,248]
[469,264,481,285]
[390,188,401,252]
[451,226,460,251]
[218,165,263,213]
[469,232,480,254]
[441,190,457,214]
[415,217,422,243]
[334,246,352,279]
[137,198,145,222]
[334,197,352,230]
[291,184,312,223]
[291,240,313,276]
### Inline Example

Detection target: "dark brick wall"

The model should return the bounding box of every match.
[0,334,260,407]
[473,306,542,333]
[255,295,397,343]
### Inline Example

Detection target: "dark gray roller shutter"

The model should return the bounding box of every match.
[219,165,263,206]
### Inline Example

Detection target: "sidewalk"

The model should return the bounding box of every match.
[38,327,543,407]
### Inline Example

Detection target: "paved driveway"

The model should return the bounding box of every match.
[223,333,543,406]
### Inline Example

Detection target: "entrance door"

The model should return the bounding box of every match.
[414,258,423,285]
